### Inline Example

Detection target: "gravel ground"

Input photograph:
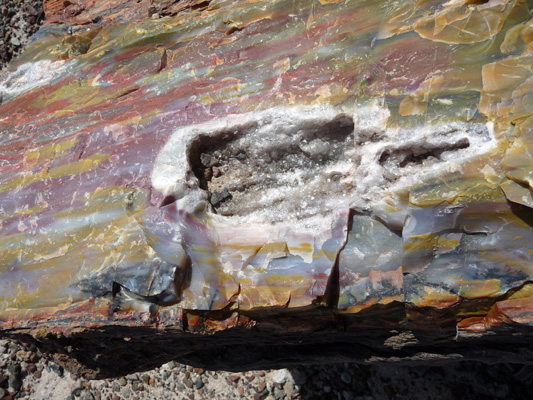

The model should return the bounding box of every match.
[0,339,371,400]
[3,338,533,400]
[0,0,44,70]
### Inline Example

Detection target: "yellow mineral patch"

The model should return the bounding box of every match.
[315,248,337,259]
[404,233,460,253]
[33,245,72,262]
[411,286,460,309]
[312,84,332,105]
[479,55,533,119]
[0,153,111,193]
[398,95,428,117]
[265,274,310,286]
[501,138,533,186]
[500,22,526,54]
[198,93,215,103]
[288,242,313,252]
[500,179,533,207]
[413,3,505,44]
[23,137,78,169]
[288,242,314,262]
[318,0,344,4]
[340,295,403,314]
[459,279,501,299]
[239,285,291,310]
[15,204,46,216]
[377,1,425,39]
[342,298,379,314]
[273,57,291,72]
[222,243,263,251]
[521,18,533,43]
[399,75,444,116]
[480,164,501,185]
[54,186,148,219]
[259,241,288,254]
[508,282,533,299]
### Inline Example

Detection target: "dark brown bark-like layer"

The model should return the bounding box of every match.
[3,306,533,379]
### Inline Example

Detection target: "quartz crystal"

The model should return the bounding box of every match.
[2,0,533,377]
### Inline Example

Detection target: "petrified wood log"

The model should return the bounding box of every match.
[2,0,533,378]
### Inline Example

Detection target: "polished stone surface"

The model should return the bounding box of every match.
[2,0,533,376]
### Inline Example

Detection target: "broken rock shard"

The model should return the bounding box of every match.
[2,0,533,378]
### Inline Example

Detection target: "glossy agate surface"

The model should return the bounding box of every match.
[1,0,533,337]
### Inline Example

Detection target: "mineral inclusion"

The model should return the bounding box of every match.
[1,0,533,376]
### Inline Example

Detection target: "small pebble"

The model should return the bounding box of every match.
[254,392,267,400]
[80,389,95,400]
[284,381,294,397]
[49,363,64,377]
[193,378,204,390]
[273,369,290,385]
[112,381,121,392]
[342,390,355,400]
[121,387,131,399]
[25,363,36,373]
[183,377,193,389]
[274,387,285,400]
[341,371,352,385]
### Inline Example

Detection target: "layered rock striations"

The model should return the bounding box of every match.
[2,0,533,377]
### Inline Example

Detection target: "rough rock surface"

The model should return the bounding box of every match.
[2,0,533,380]
[0,0,44,70]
